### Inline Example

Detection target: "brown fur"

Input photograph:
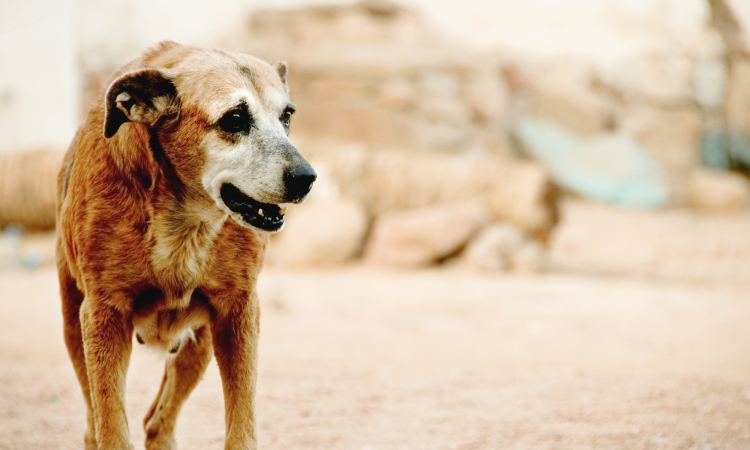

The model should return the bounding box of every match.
[56,41,303,449]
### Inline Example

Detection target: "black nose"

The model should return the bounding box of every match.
[284,165,317,202]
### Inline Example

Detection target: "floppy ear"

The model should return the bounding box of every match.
[103,68,178,138]
[274,61,289,93]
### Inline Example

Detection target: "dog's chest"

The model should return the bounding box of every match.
[148,214,227,307]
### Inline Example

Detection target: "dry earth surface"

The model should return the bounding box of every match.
[1,265,750,450]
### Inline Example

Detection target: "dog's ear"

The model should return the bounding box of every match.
[104,68,179,138]
[274,61,289,93]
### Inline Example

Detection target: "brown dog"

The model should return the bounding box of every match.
[56,41,315,449]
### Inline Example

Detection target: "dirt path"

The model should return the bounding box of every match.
[1,267,749,449]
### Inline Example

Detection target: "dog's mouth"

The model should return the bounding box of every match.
[220,183,286,232]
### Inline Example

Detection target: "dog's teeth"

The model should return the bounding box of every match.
[258,208,264,217]
[280,206,288,215]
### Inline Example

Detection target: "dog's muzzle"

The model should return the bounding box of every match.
[220,184,287,232]
[220,164,316,232]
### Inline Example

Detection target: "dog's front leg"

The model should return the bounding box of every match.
[211,292,260,450]
[80,296,135,450]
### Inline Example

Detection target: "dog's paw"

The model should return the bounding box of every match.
[145,432,177,450]
[84,431,97,450]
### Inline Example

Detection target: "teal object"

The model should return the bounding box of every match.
[515,120,669,208]
[700,129,750,170]
[701,130,731,169]
[729,131,750,167]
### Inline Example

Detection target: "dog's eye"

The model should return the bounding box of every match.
[218,108,251,134]
[280,107,294,129]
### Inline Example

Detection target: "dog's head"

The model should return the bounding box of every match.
[102,41,316,233]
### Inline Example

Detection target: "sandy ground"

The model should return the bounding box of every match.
[1,266,750,450]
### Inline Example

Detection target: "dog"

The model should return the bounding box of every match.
[56,40,316,449]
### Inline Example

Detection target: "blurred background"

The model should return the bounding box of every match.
[2,0,750,449]
[4,0,750,279]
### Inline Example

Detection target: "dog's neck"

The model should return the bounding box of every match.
[138,130,228,309]
[147,190,228,308]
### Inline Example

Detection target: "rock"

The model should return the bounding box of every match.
[529,65,613,136]
[416,94,472,126]
[364,203,489,268]
[620,105,702,181]
[514,120,670,208]
[266,165,369,268]
[511,241,548,273]
[688,169,750,213]
[460,223,525,272]
[694,59,728,111]
[460,223,548,273]
[376,80,416,111]
[302,142,559,239]
[227,2,516,155]
[465,65,508,125]
[725,58,750,136]
[595,51,695,106]
[267,198,369,268]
